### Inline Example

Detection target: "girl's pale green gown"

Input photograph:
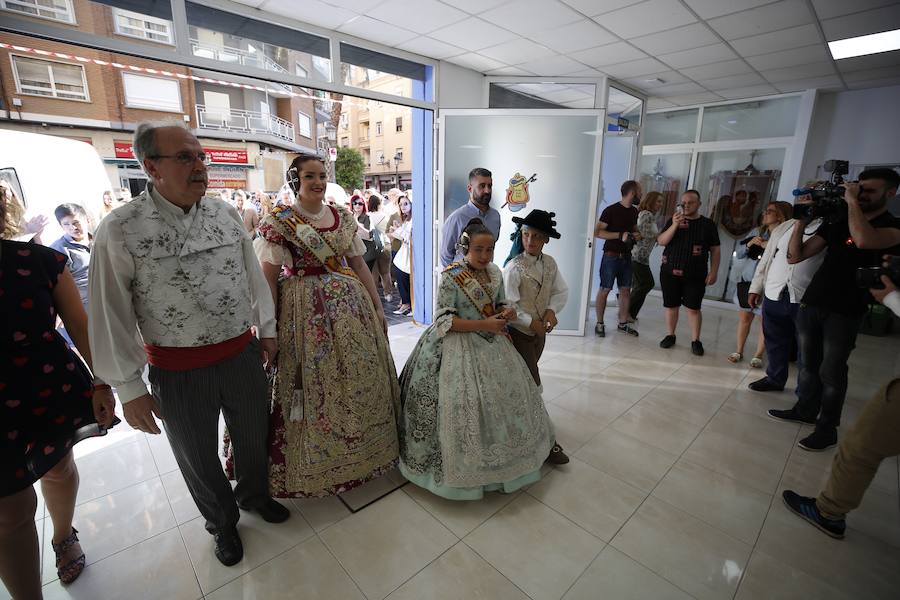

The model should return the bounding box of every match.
[398,261,554,500]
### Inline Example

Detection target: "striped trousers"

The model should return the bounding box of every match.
[148,338,269,532]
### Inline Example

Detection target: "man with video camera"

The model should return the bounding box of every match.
[781,262,900,539]
[768,167,900,451]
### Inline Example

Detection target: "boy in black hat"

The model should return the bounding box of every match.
[503,209,570,464]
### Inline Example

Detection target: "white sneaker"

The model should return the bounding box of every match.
[384,294,392,303]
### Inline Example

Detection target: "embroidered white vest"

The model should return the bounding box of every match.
[118,187,253,346]
[510,254,557,336]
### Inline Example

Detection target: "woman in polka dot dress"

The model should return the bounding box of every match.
[0,184,116,597]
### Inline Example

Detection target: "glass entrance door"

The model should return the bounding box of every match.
[438,109,605,335]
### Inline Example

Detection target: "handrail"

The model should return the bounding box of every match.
[195,104,295,142]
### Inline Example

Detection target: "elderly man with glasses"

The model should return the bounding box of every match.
[88,121,288,568]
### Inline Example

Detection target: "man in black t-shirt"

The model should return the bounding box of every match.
[594,180,641,337]
[769,168,900,452]
[656,190,721,356]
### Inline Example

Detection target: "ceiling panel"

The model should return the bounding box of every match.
[259,0,356,29]
[820,5,900,40]
[623,70,690,88]
[716,84,780,99]
[810,0,899,20]
[529,20,619,53]
[484,66,536,75]
[428,17,520,52]
[700,72,767,90]
[562,0,645,16]
[597,0,697,39]
[365,0,468,34]
[730,24,824,57]
[480,0,583,36]
[680,59,754,80]
[774,75,844,91]
[659,43,738,69]
[570,42,648,67]
[321,0,385,11]
[602,57,669,77]
[846,76,900,89]
[665,91,725,105]
[833,50,900,71]
[707,0,815,41]
[479,38,553,64]
[447,52,507,72]
[651,81,707,96]
[745,44,832,71]
[840,65,900,81]
[338,15,419,45]
[647,97,677,109]
[517,54,590,75]
[627,22,721,55]
[761,61,837,82]
[439,0,511,14]
[395,36,467,59]
[682,0,777,20]
[568,67,606,76]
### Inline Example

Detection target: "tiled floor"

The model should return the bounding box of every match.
[7,298,900,600]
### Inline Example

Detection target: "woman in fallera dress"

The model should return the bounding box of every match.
[226,154,400,497]
[398,218,554,500]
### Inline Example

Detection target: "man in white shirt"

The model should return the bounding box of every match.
[88,122,288,568]
[747,214,825,392]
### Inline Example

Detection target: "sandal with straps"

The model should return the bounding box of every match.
[727,352,743,364]
[52,528,86,585]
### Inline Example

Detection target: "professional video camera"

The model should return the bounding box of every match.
[792,159,850,223]
[857,255,900,289]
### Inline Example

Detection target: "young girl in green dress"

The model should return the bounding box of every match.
[398,218,554,500]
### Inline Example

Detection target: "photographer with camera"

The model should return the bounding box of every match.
[768,167,900,451]
[782,260,900,539]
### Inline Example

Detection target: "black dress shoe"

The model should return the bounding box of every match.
[239,498,291,523]
[749,377,784,392]
[213,527,243,566]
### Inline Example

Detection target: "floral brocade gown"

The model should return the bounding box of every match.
[225,205,400,497]
[398,262,554,500]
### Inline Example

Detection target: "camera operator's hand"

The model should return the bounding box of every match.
[672,212,685,227]
[748,293,761,309]
[870,275,896,304]
[843,181,860,206]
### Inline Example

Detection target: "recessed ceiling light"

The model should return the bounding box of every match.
[828,28,900,60]
[644,77,664,84]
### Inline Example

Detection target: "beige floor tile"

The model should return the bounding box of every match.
[205,536,364,600]
[527,457,646,541]
[735,550,853,600]
[550,381,640,426]
[604,356,681,383]
[723,386,797,419]
[386,543,529,600]
[42,477,176,584]
[73,440,158,505]
[160,470,202,525]
[545,403,607,453]
[610,404,703,455]
[146,431,180,474]
[540,373,584,403]
[563,546,694,600]
[653,460,772,544]
[464,494,604,600]
[40,528,201,600]
[338,474,405,511]
[290,495,351,533]
[704,407,799,450]
[181,499,314,593]
[667,362,750,395]
[611,497,752,600]
[638,383,728,427]
[402,484,519,538]
[576,429,677,492]
[319,490,457,600]
[756,498,900,599]
[683,428,791,495]
[541,353,618,380]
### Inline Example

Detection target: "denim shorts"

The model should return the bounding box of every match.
[599,254,633,289]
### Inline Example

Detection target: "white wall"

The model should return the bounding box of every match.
[437,61,485,109]
[800,84,900,181]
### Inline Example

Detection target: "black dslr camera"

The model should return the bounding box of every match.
[857,256,900,290]
[792,159,850,223]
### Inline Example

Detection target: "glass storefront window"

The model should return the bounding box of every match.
[700,96,800,142]
[488,83,597,109]
[643,109,698,145]
[186,1,331,82]
[341,43,433,101]
[607,87,642,128]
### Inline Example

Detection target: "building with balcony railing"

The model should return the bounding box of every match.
[196,104,294,142]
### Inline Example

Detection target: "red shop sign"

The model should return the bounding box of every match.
[113,142,248,164]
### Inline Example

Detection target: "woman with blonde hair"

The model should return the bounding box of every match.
[628,190,664,321]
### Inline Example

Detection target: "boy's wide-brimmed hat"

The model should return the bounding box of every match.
[512,209,561,239]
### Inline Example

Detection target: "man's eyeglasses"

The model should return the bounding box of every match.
[149,152,211,166]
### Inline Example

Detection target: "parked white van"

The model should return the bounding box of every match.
[0,129,113,243]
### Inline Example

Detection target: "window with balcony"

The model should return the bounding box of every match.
[1,0,74,24]
[297,111,312,138]
[12,55,87,101]
[113,8,174,44]
[395,117,403,133]
[341,137,349,147]
[340,114,348,129]
[375,121,383,136]
[122,72,181,112]
[395,148,403,161]
[295,63,308,78]
[376,150,385,164]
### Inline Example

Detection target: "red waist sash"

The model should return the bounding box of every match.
[144,329,252,371]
